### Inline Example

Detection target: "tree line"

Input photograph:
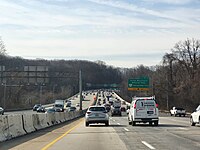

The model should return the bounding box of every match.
[0,37,199,111]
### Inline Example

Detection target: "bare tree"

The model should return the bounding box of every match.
[0,37,7,55]
[171,38,200,79]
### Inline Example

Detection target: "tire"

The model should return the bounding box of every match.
[85,122,89,127]
[154,121,158,126]
[149,122,152,126]
[128,117,132,125]
[105,121,109,126]
[190,117,195,126]
[131,116,136,126]
[170,113,173,116]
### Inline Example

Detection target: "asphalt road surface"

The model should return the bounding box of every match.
[0,113,199,150]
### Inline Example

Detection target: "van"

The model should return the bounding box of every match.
[128,96,159,126]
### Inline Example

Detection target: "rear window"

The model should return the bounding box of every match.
[89,107,105,111]
[136,100,156,109]
[55,104,63,107]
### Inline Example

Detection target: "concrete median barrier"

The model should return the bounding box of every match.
[55,112,65,123]
[64,112,71,121]
[33,114,48,130]
[7,114,26,139]
[0,110,86,142]
[22,114,35,133]
[47,113,56,126]
[0,115,10,142]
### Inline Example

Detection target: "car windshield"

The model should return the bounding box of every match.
[89,107,105,112]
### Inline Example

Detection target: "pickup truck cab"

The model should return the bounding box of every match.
[170,107,186,117]
[190,105,200,126]
[128,96,159,126]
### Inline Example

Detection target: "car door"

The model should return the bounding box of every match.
[135,100,146,118]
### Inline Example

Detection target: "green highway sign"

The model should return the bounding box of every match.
[128,77,150,91]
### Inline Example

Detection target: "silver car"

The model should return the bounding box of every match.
[85,106,109,126]
[0,107,4,115]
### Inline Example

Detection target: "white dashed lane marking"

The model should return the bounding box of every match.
[141,141,155,149]
[124,128,129,131]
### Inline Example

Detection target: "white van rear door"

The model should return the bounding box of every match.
[135,100,147,118]
[135,100,157,118]
[144,100,157,118]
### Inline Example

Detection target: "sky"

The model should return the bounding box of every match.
[0,0,200,68]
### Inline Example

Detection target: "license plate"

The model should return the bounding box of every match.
[147,111,153,114]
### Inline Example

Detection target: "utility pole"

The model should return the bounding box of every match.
[3,81,6,109]
[79,70,82,110]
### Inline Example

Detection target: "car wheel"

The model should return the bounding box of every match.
[132,121,136,126]
[154,121,158,126]
[149,122,152,126]
[105,121,109,126]
[85,122,89,127]
[170,113,173,116]
[128,116,132,125]
[131,117,136,126]
[190,117,195,126]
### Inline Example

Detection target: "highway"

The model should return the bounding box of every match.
[0,112,200,150]
[0,91,200,150]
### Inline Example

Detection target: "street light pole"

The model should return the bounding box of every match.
[79,70,82,110]
[3,81,6,109]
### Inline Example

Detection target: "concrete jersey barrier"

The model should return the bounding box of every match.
[0,110,87,142]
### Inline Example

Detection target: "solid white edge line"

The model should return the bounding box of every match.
[141,141,155,149]
[124,128,129,131]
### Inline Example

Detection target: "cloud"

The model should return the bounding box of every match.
[142,0,195,5]
[0,0,200,68]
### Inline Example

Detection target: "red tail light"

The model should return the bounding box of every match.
[156,104,159,108]
[133,103,136,109]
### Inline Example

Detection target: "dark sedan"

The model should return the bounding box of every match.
[33,104,42,111]
[37,106,46,113]
[0,107,4,115]
[68,106,76,112]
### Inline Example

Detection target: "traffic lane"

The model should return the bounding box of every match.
[110,116,200,150]
[71,94,95,110]
[47,121,127,150]
[5,93,94,115]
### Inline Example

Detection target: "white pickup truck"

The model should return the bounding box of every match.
[170,107,186,117]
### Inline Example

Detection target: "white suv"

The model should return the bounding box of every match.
[85,106,109,126]
[190,105,200,126]
[128,96,159,126]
